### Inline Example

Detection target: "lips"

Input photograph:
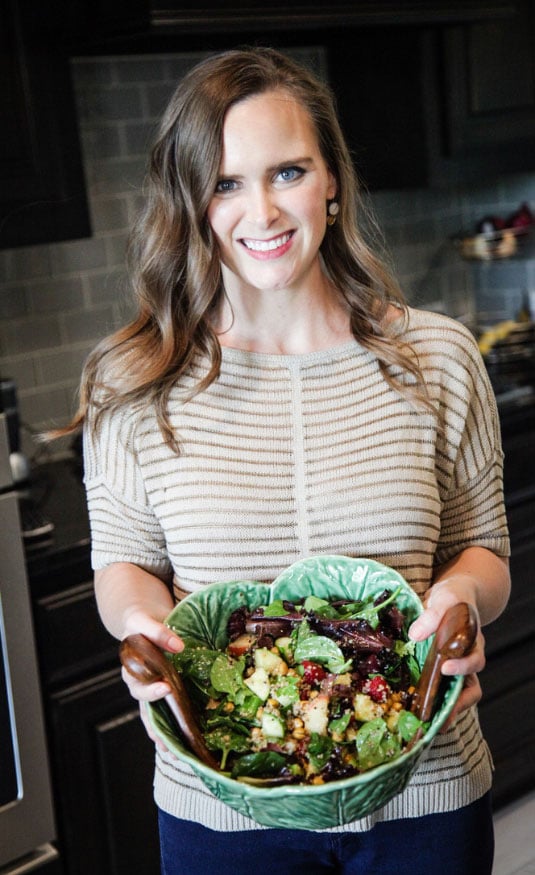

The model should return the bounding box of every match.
[241,231,293,254]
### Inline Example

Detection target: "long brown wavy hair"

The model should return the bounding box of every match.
[66,47,430,451]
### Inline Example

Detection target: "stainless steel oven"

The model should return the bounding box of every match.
[0,413,58,872]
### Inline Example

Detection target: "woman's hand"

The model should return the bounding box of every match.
[94,563,184,749]
[409,585,485,729]
[119,613,184,753]
[408,547,510,731]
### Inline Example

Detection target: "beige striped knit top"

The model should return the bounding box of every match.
[83,306,510,831]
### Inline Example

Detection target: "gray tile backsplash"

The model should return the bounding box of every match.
[1,52,534,461]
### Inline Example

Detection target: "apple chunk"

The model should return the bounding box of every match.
[228,633,256,657]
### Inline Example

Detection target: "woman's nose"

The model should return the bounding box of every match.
[248,185,280,228]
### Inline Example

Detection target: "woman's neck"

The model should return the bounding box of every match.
[215,283,354,356]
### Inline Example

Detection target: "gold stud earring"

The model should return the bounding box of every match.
[327,201,339,226]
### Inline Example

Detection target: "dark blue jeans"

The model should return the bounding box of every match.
[158,791,494,875]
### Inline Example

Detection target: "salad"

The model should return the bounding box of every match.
[170,586,427,785]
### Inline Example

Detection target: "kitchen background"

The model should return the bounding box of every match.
[1,47,535,462]
[1,11,535,872]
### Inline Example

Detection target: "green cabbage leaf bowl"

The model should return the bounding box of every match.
[148,556,463,830]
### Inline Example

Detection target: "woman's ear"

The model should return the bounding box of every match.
[327,171,337,202]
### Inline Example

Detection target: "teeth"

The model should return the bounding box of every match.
[243,233,291,252]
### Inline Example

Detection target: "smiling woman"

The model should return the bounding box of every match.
[57,46,510,875]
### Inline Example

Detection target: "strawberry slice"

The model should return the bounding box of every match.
[302,660,327,684]
[363,675,390,703]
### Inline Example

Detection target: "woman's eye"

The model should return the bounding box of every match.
[277,166,305,183]
[215,179,237,194]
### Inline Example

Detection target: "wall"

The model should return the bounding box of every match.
[1,52,534,461]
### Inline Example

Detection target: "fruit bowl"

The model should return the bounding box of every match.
[147,556,463,830]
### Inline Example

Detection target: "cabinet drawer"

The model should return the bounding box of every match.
[479,670,535,809]
[34,581,118,687]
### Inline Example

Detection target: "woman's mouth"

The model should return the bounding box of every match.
[240,232,294,259]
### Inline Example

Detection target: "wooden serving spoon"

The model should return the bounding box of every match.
[119,633,220,771]
[411,602,478,722]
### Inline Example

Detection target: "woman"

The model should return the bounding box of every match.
[75,48,510,873]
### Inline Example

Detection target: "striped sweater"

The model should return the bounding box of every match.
[83,306,510,831]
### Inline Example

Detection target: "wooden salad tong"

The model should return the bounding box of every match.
[119,633,220,771]
[411,602,478,722]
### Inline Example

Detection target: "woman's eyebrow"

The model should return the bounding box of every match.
[267,156,314,173]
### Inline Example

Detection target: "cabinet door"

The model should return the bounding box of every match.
[48,669,160,875]
[0,0,90,248]
[479,636,535,808]
[425,1,535,184]
[33,579,119,688]
[328,27,429,190]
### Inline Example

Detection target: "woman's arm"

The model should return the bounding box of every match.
[95,562,184,744]
[409,545,511,725]
[94,561,183,650]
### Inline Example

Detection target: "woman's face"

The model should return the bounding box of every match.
[207,90,336,298]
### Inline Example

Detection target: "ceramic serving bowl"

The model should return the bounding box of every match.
[148,555,463,830]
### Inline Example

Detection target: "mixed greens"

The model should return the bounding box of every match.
[170,587,427,785]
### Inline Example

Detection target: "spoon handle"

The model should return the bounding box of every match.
[411,602,478,723]
[119,634,220,771]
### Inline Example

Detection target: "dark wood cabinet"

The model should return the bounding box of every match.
[49,669,159,875]
[64,0,533,191]
[0,0,91,249]
[2,1,532,219]
[478,403,535,808]
[30,550,160,875]
[424,0,535,185]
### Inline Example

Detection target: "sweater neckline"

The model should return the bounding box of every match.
[219,338,364,369]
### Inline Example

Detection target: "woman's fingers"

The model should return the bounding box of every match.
[120,665,172,701]
[440,673,482,731]
[441,630,486,677]
[122,611,184,653]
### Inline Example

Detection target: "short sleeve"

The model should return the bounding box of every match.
[434,331,510,565]
[83,407,172,577]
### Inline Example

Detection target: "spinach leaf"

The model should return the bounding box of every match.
[356,718,401,770]
[262,599,288,616]
[328,710,352,736]
[307,733,335,771]
[350,585,403,629]
[209,653,246,699]
[172,641,221,697]
[231,751,288,779]
[204,725,250,770]
[303,596,339,618]
[235,692,263,720]
[271,675,300,708]
[293,634,352,674]
[396,710,423,742]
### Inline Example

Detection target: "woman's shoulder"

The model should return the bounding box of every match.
[396,305,481,358]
